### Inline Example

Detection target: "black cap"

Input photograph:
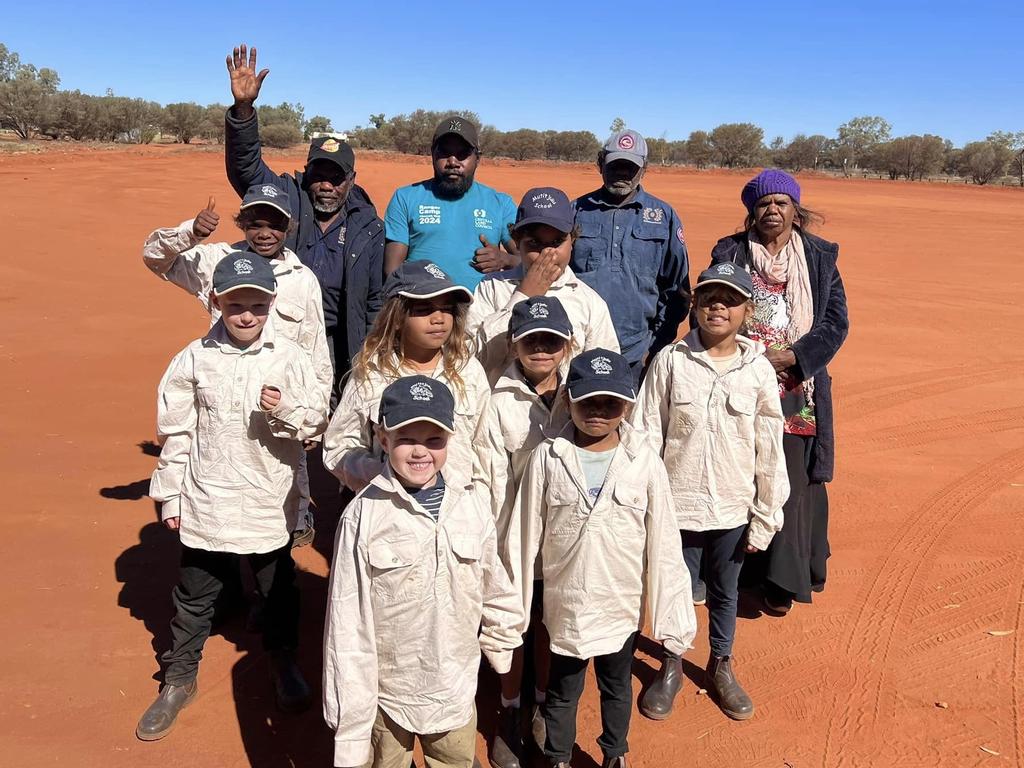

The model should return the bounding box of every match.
[378,375,456,434]
[212,252,277,297]
[384,260,473,302]
[240,183,292,220]
[306,136,355,173]
[513,187,575,234]
[509,297,573,343]
[432,115,479,150]
[695,262,753,299]
[566,348,636,403]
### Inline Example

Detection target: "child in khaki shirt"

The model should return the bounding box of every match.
[136,253,328,742]
[324,376,523,768]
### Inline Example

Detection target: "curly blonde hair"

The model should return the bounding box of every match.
[352,295,472,399]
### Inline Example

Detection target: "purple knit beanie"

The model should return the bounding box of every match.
[741,169,800,213]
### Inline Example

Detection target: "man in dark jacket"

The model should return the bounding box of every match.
[224,44,384,385]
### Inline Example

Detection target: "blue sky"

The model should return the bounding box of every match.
[4,0,1021,146]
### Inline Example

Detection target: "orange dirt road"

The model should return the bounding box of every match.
[2,145,1022,767]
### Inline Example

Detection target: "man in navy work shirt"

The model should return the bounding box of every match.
[571,129,691,381]
[384,115,518,290]
[223,44,384,384]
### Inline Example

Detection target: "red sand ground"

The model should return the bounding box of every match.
[2,145,1023,767]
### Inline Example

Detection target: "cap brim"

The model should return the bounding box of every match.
[396,285,473,302]
[695,278,752,298]
[567,386,636,404]
[239,200,292,220]
[512,215,574,234]
[603,151,645,166]
[510,326,572,343]
[432,131,478,149]
[381,415,456,435]
[213,283,277,297]
[306,153,354,171]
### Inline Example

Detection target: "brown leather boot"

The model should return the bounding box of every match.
[705,655,753,720]
[487,705,522,768]
[135,680,198,741]
[639,650,682,720]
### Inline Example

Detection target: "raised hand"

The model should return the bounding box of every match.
[192,196,219,239]
[518,249,563,297]
[226,43,269,120]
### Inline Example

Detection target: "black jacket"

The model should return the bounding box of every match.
[710,230,849,483]
[225,110,384,371]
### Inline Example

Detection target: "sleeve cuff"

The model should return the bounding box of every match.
[160,497,181,521]
[746,517,776,551]
[333,736,371,768]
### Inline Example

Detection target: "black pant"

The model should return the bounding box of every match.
[682,525,747,657]
[544,631,637,763]
[162,544,299,686]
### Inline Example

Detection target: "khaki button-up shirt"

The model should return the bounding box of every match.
[508,422,696,659]
[324,467,524,767]
[467,266,620,385]
[323,356,493,495]
[142,219,333,403]
[632,331,789,551]
[148,321,328,553]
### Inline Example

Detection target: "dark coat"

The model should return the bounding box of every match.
[224,110,384,370]
[709,230,849,483]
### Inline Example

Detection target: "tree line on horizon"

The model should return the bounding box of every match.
[1,43,1022,187]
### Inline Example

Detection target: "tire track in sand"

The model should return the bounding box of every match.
[843,406,1024,456]
[820,445,1024,767]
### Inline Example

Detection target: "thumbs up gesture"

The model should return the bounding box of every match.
[192,196,219,239]
[472,233,508,274]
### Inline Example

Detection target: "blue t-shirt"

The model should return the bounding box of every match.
[384,179,517,290]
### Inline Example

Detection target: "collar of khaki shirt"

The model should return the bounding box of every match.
[673,329,764,374]
[549,420,648,505]
[229,242,307,277]
[202,316,279,356]
[368,461,474,519]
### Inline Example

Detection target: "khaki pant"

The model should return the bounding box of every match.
[362,707,477,768]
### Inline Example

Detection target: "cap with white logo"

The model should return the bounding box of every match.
[240,183,292,220]
[384,260,474,302]
[566,348,636,403]
[695,261,753,298]
[513,187,575,235]
[212,251,277,296]
[509,296,573,343]
[378,374,456,434]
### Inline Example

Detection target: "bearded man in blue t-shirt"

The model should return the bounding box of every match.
[384,116,519,290]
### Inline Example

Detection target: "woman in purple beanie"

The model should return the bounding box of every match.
[708,169,849,615]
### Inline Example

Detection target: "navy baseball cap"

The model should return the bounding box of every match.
[240,183,292,220]
[513,187,575,235]
[603,129,648,167]
[695,262,753,299]
[306,136,355,173]
[212,252,277,297]
[432,115,479,150]
[378,375,456,434]
[566,348,636,403]
[384,260,473,302]
[509,297,573,343]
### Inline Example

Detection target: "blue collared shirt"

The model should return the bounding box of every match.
[570,187,691,365]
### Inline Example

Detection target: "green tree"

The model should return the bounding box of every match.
[709,122,765,168]
[304,115,333,139]
[777,134,830,171]
[261,122,303,148]
[609,117,625,133]
[0,46,61,140]
[957,140,1012,185]
[835,115,892,174]
[369,113,386,129]
[162,102,205,143]
[988,131,1024,187]
[684,130,715,169]
[499,128,545,160]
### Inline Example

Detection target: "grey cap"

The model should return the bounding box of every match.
[603,129,647,167]
[695,262,753,299]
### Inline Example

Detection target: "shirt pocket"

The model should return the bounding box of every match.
[629,220,669,281]
[573,218,607,272]
[725,391,756,442]
[545,482,583,538]
[274,298,309,348]
[368,537,423,601]
[448,532,484,601]
[611,481,647,539]
[670,380,704,437]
